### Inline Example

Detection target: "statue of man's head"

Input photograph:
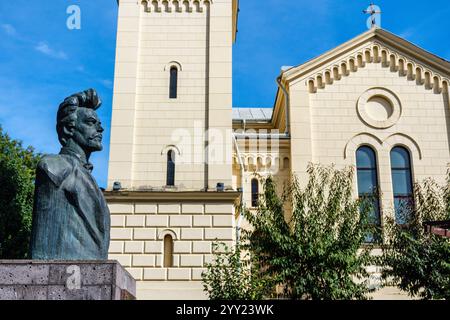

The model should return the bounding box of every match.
[56,88,104,155]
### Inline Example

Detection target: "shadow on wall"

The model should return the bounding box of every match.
[443,83,450,153]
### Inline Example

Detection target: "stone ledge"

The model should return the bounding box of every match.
[0,260,136,300]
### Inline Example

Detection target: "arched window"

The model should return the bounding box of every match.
[169,66,178,99]
[390,147,414,224]
[163,235,173,267]
[251,179,259,207]
[283,157,290,170]
[356,146,381,242]
[167,150,175,186]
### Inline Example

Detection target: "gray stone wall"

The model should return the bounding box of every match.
[0,260,136,300]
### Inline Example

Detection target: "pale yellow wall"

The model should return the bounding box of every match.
[108,201,235,300]
[108,2,450,301]
[288,40,450,222]
[132,6,208,189]
[108,0,141,189]
[232,140,291,211]
[108,0,234,191]
[208,0,234,188]
[108,0,237,301]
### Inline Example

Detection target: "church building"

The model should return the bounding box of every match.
[105,0,450,299]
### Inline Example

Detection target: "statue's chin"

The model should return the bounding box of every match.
[88,142,103,152]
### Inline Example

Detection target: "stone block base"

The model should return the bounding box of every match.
[0,260,136,300]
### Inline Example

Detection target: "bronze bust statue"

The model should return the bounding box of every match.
[30,89,110,260]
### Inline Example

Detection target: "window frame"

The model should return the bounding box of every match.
[390,146,414,224]
[166,150,176,186]
[169,66,178,99]
[251,178,259,208]
[163,234,173,268]
[356,145,382,242]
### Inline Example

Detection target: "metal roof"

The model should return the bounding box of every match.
[232,108,273,121]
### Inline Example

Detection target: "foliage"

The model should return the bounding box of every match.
[202,242,271,300]
[202,164,378,300]
[381,169,450,300]
[0,126,41,259]
[242,164,377,300]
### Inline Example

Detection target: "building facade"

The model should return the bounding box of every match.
[106,0,239,300]
[107,0,450,299]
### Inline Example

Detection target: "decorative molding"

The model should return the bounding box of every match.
[356,87,402,129]
[306,42,450,95]
[141,0,211,13]
[104,190,241,202]
[164,61,183,72]
[160,144,182,156]
[158,229,178,240]
[383,133,422,160]
[344,132,422,161]
[344,133,383,159]
[232,153,290,171]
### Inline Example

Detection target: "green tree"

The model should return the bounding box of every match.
[381,169,450,300]
[202,242,270,300]
[202,164,378,300]
[0,126,41,259]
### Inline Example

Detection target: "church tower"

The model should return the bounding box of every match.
[106,0,240,299]
[108,0,238,190]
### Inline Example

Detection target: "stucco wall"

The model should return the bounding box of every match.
[108,0,234,190]
[107,201,235,300]
[289,40,450,220]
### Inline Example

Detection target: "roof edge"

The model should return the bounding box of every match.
[282,27,450,82]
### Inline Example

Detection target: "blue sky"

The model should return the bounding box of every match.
[0,0,449,188]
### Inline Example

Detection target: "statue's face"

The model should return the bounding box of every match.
[72,107,104,152]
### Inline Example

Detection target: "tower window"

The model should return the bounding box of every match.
[163,235,173,267]
[167,150,175,186]
[390,147,414,224]
[283,157,290,170]
[356,146,381,242]
[169,66,178,99]
[251,178,259,208]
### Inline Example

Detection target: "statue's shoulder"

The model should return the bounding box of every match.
[37,154,73,187]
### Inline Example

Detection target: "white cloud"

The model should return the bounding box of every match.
[99,79,113,89]
[399,28,415,40]
[1,24,17,36]
[35,42,68,60]
[76,65,86,73]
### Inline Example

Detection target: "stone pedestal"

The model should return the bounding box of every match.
[0,260,136,300]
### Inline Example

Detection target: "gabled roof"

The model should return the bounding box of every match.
[269,27,450,134]
[281,27,450,82]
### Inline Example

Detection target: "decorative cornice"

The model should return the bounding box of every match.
[306,41,450,94]
[279,29,449,95]
[232,152,291,169]
[141,0,211,13]
[104,190,240,202]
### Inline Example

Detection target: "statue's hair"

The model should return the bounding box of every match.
[56,88,102,146]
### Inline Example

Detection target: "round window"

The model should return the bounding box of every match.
[357,88,402,129]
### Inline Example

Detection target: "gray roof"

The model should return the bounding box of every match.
[232,108,273,121]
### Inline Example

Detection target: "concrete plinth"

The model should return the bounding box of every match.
[0,260,136,300]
